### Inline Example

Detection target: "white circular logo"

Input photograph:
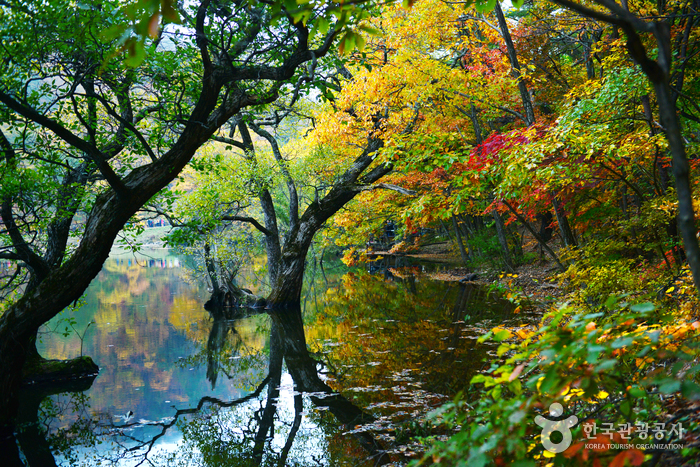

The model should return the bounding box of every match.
[534,403,579,453]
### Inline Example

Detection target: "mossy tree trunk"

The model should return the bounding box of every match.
[0,0,338,431]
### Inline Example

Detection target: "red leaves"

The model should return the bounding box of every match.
[564,434,645,466]
[610,449,645,467]
[466,126,544,173]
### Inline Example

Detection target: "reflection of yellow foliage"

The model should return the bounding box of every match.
[235,316,268,354]
[169,296,204,331]
[308,270,518,416]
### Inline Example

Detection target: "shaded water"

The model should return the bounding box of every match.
[15,251,533,466]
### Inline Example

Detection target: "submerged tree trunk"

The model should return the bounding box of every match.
[203,241,221,293]
[0,195,138,434]
[270,307,389,464]
[263,135,391,308]
[267,241,313,307]
[12,374,98,467]
[0,0,342,434]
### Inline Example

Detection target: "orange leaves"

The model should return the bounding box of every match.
[610,449,645,467]
[565,435,644,466]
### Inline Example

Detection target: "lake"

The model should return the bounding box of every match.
[17,249,531,466]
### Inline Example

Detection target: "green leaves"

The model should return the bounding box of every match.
[473,0,497,14]
[630,302,655,313]
[424,296,700,465]
[338,30,366,55]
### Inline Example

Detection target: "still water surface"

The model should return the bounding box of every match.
[21,250,527,466]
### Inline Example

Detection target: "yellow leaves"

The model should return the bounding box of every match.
[559,386,608,404]
[664,319,700,341]
[379,0,458,51]
[561,386,585,402]
[341,248,358,267]
[536,375,545,392]
[515,326,534,339]
[492,327,513,341]
[565,78,603,102]
[311,0,469,158]
[597,38,631,71]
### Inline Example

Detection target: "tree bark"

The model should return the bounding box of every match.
[503,200,566,271]
[492,210,515,273]
[0,2,336,428]
[203,241,221,293]
[653,77,700,290]
[550,0,700,292]
[635,21,700,290]
[452,215,470,264]
[259,189,283,284]
[583,31,597,80]
[265,136,388,307]
[494,1,536,126]
[552,196,577,247]
[236,120,284,285]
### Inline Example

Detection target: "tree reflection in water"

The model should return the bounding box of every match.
[11,376,98,467]
[12,305,387,467]
[10,267,527,466]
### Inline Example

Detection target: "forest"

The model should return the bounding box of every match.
[1,0,700,465]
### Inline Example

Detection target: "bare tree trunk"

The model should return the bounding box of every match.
[583,31,597,80]
[0,1,339,432]
[653,77,700,289]
[492,211,515,273]
[452,216,470,264]
[259,189,283,284]
[267,241,312,307]
[552,196,577,247]
[237,121,284,285]
[203,241,220,293]
[494,1,536,126]
[470,104,484,143]
[439,218,454,241]
[503,200,566,271]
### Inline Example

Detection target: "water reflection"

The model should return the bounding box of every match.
[306,268,533,449]
[17,307,386,466]
[14,377,98,467]
[16,253,532,466]
[37,251,254,427]
[270,309,388,466]
[100,305,388,467]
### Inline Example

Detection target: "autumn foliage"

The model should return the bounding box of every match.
[305,0,700,464]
